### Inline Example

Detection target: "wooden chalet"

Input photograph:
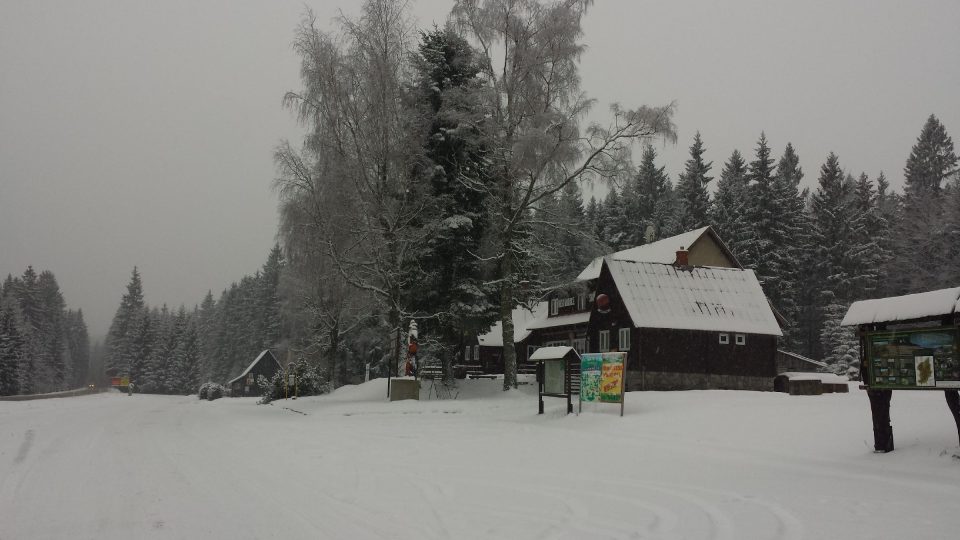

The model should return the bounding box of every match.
[526,226,744,357]
[227,350,282,397]
[587,257,783,391]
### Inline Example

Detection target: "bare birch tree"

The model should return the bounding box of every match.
[277,1,427,379]
[450,0,676,389]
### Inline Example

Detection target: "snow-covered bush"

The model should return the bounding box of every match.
[198,382,225,401]
[256,357,331,405]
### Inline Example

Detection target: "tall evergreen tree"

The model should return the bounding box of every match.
[711,150,751,260]
[676,132,713,230]
[810,153,863,373]
[632,144,675,243]
[106,267,145,378]
[772,142,810,349]
[903,114,957,197]
[0,295,24,396]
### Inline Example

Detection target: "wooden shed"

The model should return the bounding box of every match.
[587,258,782,391]
[228,350,282,397]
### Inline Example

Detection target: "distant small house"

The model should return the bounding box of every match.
[228,350,282,397]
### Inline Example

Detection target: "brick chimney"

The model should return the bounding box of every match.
[675,246,689,267]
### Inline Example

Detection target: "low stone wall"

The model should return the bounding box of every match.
[626,371,773,392]
[0,387,101,402]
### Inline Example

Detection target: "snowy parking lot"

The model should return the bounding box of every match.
[2,380,960,539]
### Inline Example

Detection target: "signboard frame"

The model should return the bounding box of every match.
[863,326,960,391]
[579,352,626,416]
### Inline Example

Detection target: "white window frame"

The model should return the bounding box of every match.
[618,328,631,350]
[465,346,471,361]
[599,330,610,352]
[572,338,587,354]
[576,294,585,311]
[550,298,558,316]
[735,333,746,346]
[719,333,730,345]
[473,345,480,360]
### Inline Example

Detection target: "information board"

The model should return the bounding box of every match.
[543,359,566,395]
[580,352,626,414]
[600,356,625,403]
[580,355,602,402]
[866,328,960,389]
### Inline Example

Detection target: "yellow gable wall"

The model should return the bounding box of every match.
[688,234,737,268]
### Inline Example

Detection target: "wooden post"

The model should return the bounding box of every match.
[565,355,572,414]
[537,361,544,415]
[867,389,894,452]
[946,390,960,446]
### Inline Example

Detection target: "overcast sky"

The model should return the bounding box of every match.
[2,0,958,339]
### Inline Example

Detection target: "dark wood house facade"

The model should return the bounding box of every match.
[587,259,782,391]
[228,349,282,397]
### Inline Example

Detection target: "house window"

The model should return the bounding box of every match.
[719,333,729,345]
[465,346,471,361]
[618,328,631,350]
[573,338,587,354]
[735,333,746,346]
[550,298,558,316]
[473,345,480,360]
[576,294,585,311]
[599,330,610,352]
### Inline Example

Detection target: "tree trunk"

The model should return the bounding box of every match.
[500,246,517,390]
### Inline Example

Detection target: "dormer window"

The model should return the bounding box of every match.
[550,298,558,316]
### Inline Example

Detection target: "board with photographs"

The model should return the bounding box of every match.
[866,328,960,390]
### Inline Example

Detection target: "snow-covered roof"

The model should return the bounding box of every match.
[227,350,281,385]
[477,303,546,347]
[525,310,591,330]
[840,287,960,327]
[529,346,577,361]
[605,260,783,336]
[577,226,727,281]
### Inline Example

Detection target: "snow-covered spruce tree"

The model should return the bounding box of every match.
[632,144,677,245]
[771,142,810,350]
[711,150,751,261]
[35,270,67,391]
[601,187,626,250]
[106,267,145,379]
[0,295,24,396]
[810,153,866,371]
[171,310,200,394]
[64,309,90,388]
[942,177,960,286]
[255,245,283,351]
[888,114,957,294]
[196,290,217,382]
[676,132,713,231]
[451,0,675,390]
[407,27,498,381]
[740,133,779,287]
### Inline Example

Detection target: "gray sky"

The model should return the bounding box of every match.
[2,0,958,339]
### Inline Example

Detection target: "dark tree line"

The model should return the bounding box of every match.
[0,267,89,395]
[103,246,284,394]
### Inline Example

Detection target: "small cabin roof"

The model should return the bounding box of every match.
[577,226,740,281]
[604,260,782,336]
[227,350,281,385]
[529,346,577,361]
[840,287,960,327]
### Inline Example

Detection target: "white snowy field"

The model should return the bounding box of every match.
[2,380,959,540]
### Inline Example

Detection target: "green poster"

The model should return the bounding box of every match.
[580,354,602,402]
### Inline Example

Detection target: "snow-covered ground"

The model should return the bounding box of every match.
[2,380,959,539]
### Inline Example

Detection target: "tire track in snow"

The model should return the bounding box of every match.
[13,430,33,464]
